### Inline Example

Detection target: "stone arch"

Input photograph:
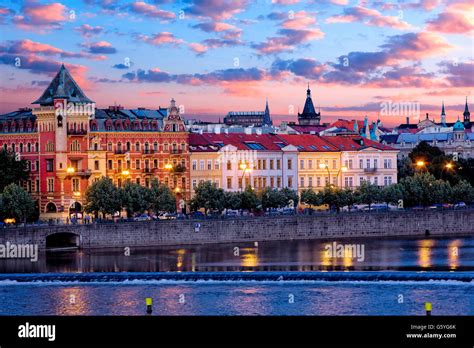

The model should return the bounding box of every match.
[46,232,80,249]
[45,202,57,213]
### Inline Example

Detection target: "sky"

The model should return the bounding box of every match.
[0,0,472,126]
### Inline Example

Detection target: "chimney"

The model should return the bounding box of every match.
[406,116,410,125]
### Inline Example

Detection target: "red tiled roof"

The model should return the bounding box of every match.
[322,135,396,151]
[199,133,287,151]
[276,134,339,152]
[189,133,219,152]
[287,124,329,134]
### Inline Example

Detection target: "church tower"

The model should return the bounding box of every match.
[440,101,447,126]
[463,97,470,125]
[298,84,321,125]
[262,98,272,126]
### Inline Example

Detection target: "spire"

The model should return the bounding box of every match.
[441,101,447,126]
[263,98,272,126]
[464,96,471,124]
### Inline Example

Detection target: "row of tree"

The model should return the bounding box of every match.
[300,173,474,212]
[84,177,176,218]
[190,181,299,213]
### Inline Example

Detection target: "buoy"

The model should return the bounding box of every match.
[425,302,432,316]
[146,297,152,315]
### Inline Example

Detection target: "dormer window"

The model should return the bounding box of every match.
[57,115,63,128]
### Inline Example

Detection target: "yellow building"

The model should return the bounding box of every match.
[189,134,221,197]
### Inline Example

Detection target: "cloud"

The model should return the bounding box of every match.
[81,41,117,54]
[326,6,412,30]
[438,60,474,87]
[184,0,250,20]
[12,1,68,31]
[188,42,208,54]
[137,32,184,45]
[128,1,176,20]
[271,58,326,79]
[1,39,107,61]
[112,63,132,69]
[426,1,474,34]
[253,10,324,54]
[74,24,104,37]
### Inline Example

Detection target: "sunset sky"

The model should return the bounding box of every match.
[0,0,472,126]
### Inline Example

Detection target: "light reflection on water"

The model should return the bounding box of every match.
[0,236,473,273]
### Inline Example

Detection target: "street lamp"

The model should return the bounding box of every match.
[121,170,130,176]
[164,163,173,170]
[415,160,427,172]
[67,167,75,174]
[336,165,348,187]
[319,163,331,186]
[441,162,454,180]
[239,162,252,190]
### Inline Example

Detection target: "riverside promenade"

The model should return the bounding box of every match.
[0,209,473,250]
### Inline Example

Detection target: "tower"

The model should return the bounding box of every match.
[297,84,321,125]
[440,101,447,126]
[262,98,272,126]
[463,97,470,125]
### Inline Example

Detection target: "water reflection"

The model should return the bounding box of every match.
[54,287,90,315]
[418,239,435,269]
[0,236,473,273]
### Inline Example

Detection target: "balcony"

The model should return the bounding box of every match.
[66,169,92,178]
[364,167,378,173]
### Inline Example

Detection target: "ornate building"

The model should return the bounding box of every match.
[0,64,189,220]
[298,84,321,126]
[223,99,272,127]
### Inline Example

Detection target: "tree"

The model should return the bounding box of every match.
[2,183,35,223]
[84,177,121,218]
[300,189,322,208]
[399,172,451,207]
[119,181,148,217]
[452,180,474,204]
[224,191,242,210]
[342,188,359,211]
[280,187,299,208]
[397,157,414,180]
[260,187,285,210]
[320,185,348,212]
[190,181,225,213]
[380,184,403,208]
[357,181,381,209]
[0,149,30,191]
[240,186,260,211]
[150,178,176,213]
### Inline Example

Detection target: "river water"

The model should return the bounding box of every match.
[0,236,473,315]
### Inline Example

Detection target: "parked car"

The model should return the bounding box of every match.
[454,202,467,209]
[281,208,295,215]
[134,214,151,222]
[190,211,205,219]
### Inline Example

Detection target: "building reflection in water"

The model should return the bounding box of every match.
[448,239,461,271]
[240,247,259,269]
[418,239,435,269]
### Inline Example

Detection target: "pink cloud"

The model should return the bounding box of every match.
[128,1,176,20]
[282,11,317,30]
[137,32,184,45]
[184,0,249,20]
[427,1,474,34]
[326,6,412,30]
[188,42,208,54]
[74,24,104,37]
[13,2,68,31]
[252,28,324,54]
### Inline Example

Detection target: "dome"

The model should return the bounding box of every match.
[453,119,465,131]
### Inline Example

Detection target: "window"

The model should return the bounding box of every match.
[46,159,54,172]
[72,178,80,192]
[94,160,99,170]
[35,160,39,171]
[245,142,265,150]
[270,159,274,170]
[262,177,267,187]
[227,177,232,189]
[200,160,205,171]
[238,177,243,189]
[276,159,281,170]
[366,159,370,168]
[135,160,140,169]
[47,178,54,192]
[300,176,305,188]
[108,142,112,151]
[359,159,363,169]
[332,177,337,185]
[46,141,54,152]
[308,177,313,187]
[117,160,122,171]
[287,159,292,170]
[126,142,131,151]
[359,177,364,186]
[215,160,220,170]
[192,179,197,189]
[374,177,378,186]
[300,160,305,169]
[270,177,274,187]
[384,176,392,186]
[345,177,353,187]
[108,160,113,170]
[277,177,281,188]
[308,160,313,169]
[19,143,23,153]
[135,142,140,152]
[136,178,141,185]
[374,159,378,169]
[317,177,321,187]
[207,160,212,170]
[333,160,337,169]
[192,160,197,170]
[384,159,392,169]
[288,176,293,188]
[215,179,220,188]
[349,159,353,169]
[227,161,232,170]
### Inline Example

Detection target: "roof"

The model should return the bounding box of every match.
[32,64,94,105]
[287,124,328,134]
[199,133,290,151]
[276,134,339,152]
[322,135,396,151]
[189,134,220,152]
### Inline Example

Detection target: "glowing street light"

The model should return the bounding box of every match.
[240,162,252,190]
[416,160,425,167]
[121,170,130,176]
[445,163,453,169]
[66,167,75,174]
[164,163,173,170]
[175,187,181,193]
[73,191,81,197]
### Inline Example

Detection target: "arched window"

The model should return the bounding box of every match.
[135,142,140,151]
[19,143,23,153]
[46,202,57,213]
[27,143,31,152]
[57,115,63,128]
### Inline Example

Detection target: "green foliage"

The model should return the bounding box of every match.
[399,172,452,207]
[380,184,403,207]
[224,191,242,210]
[119,181,149,217]
[190,181,225,213]
[300,189,322,207]
[149,178,176,213]
[397,157,414,180]
[84,177,121,217]
[280,187,299,207]
[0,149,30,191]
[452,180,474,204]
[1,183,35,223]
[239,185,260,211]
[358,181,381,208]
[259,187,285,210]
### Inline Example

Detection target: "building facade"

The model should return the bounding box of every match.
[0,64,189,220]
